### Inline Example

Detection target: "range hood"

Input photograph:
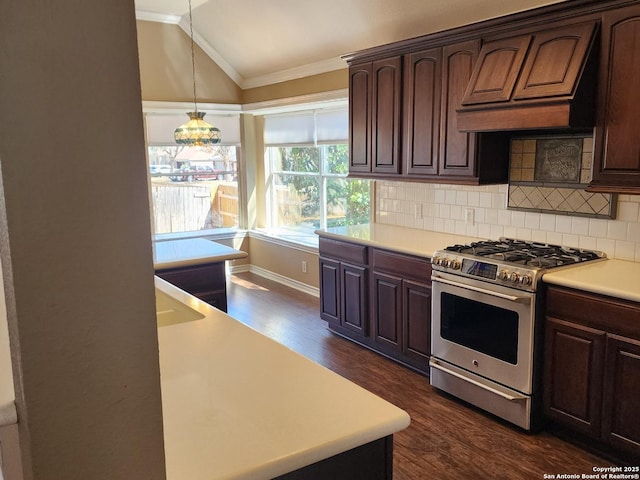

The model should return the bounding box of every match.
[457,21,599,132]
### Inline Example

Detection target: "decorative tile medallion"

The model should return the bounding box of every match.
[508,135,616,218]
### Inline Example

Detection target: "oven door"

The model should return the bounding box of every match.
[431,271,536,394]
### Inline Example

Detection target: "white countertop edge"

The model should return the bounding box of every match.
[542,258,640,304]
[232,419,410,480]
[0,400,17,427]
[153,251,247,270]
[315,224,481,259]
[543,276,640,303]
[155,278,411,480]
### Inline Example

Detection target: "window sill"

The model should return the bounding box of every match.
[250,229,319,253]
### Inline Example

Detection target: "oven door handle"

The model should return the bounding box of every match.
[429,359,528,402]
[430,275,531,304]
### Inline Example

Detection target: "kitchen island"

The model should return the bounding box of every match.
[154,238,248,312]
[155,277,410,480]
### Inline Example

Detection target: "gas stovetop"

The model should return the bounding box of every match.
[431,237,605,291]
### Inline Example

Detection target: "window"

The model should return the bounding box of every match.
[144,112,242,236]
[264,108,370,242]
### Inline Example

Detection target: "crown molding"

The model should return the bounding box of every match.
[177,17,246,88]
[241,57,347,90]
[135,10,181,24]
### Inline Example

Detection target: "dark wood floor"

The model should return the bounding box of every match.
[227,272,609,480]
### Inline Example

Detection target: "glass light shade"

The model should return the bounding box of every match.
[174,112,221,147]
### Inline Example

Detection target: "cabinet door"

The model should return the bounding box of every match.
[590,5,640,193]
[341,263,369,335]
[462,35,532,105]
[602,334,640,457]
[371,57,402,174]
[440,40,480,178]
[403,48,441,176]
[319,257,340,326]
[371,271,402,352]
[349,63,372,173]
[403,280,431,363]
[543,317,605,439]
[513,22,596,100]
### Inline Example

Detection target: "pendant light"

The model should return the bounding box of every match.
[174,0,221,147]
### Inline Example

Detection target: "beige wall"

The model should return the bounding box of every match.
[137,20,243,104]
[136,20,347,106]
[249,238,319,290]
[242,69,348,104]
[0,3,165,480]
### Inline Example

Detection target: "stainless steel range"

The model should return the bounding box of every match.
[429,238,605,430]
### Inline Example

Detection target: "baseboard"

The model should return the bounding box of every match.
[229,264,319,298]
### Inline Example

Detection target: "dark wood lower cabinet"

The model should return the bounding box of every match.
[342,263,369,336]
[155,262,228,312]
[544,285,640,463]
[372,271,403,351]
[371,249,432,373]
[543,317,605,438]
[319,238,432,375]
[274,436,393,480]
[602,335,640,457]
[403,280,432,364]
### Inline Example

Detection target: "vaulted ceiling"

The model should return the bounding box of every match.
[134,0,567,89]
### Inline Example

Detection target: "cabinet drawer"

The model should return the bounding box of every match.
[319,237,368,265]
[546,286,640,340]
[372,249,431,282]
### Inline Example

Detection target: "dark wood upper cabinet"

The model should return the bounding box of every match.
[403,48,441,176]
[371,57,402,175]
[462,35,532,105]
[513,22,597,100]
[345,1,640,191]
[457,21,598,132]
[440,40,481,178]
[348,57,402,176]
[589,4,640,195]
[349,63,372,174]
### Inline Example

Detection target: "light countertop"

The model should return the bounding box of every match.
[155,277,410,480]
[542,258,640,303]
[315,224,481,258]
[153,238,248,270]
[316,224,640,304]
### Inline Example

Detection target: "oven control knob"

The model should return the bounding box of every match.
[498,269,510,281]
[509,272,520,283]
[519,274,532,286]
[450,259,461,270]
[442,258,451,268]
[432,256,441,266]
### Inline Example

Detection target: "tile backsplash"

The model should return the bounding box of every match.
[376,181,640,262]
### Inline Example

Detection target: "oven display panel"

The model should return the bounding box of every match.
[461,259,498,280]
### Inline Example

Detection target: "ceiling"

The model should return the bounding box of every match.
[134,0,567,89]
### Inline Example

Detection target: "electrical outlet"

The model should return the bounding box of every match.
[301,261,307,273]
[465,208,474,225]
